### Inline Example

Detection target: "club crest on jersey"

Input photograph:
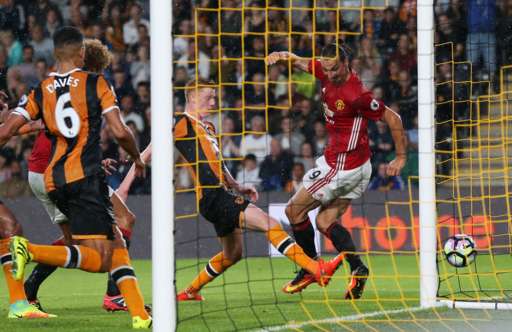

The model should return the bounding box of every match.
[234,196,245,205]
[335,99,345,111]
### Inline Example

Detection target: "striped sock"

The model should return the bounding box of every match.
[188,252,234,293]
[110,248,149,319]
[28,244,102,272]
[266,224,318,275]
[0,238,27,304]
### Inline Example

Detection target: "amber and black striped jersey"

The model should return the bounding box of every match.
[13,68,118,192]
[174,113,226,199]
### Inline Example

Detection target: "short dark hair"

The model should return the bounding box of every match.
[321,43,351,62]
[53,26,84,49]
[244,154,257,162]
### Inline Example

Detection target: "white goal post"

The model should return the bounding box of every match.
[150,0,175,331]
[417,0,438,309]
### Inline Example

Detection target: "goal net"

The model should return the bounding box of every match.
[171,0,512,330]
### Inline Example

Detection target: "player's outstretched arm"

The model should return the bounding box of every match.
[382,107,407,176]
[116,143,152,202]
[267,51,309,72]
[104,108,145,177]
[0,113,28,147]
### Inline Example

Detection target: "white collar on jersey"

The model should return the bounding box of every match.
[48,68,82,77]
[184,112,204,125]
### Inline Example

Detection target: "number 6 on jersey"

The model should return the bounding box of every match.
[55,92,80,138]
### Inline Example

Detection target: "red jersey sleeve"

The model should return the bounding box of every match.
[352,91,385,121]
[308,59,327,83]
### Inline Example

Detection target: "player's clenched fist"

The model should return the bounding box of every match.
[267,51,296,65]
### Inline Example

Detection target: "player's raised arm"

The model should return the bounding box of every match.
[267,51,310,72]
[382,106,407,176]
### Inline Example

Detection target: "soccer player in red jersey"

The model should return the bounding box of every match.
[267,44,407,298]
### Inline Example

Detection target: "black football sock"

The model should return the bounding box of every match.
[24,264,58,301]
[105,229,131,297]
[291,217,318,260]
[325,223,363,271]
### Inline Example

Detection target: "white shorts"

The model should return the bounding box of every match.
[302,156,372,205]
[28,171,115,224]
[28,171,67,224]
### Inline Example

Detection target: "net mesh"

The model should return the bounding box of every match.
[173,1,512,331]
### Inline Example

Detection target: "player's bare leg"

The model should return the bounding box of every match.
[242,204,343,285]
[104,191,137,311]
[24,222,72,310]
[0,203,52,318]
[10,226,150,322]
[316,198,369,299]
[282,186,324,293]
[177,229,243,301]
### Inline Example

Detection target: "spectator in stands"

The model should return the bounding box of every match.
[113,69,135,99]
[437,14,465,61]
[378,7,405,55]
[259,138,293,191]
[396,70,417,129]
[130,45,150,87]
[268,65,288,100]
[10,45,38,88]
[29,24,54,66]
[135,81,151,112]
[220,115,241,173]
[274,117,305,156]
[496,0,512,68]
[467,0,496,79]
[35,58,48,82]
[0,29,22,67]
[28,0,60,27]
[177,42,210,80]
[174,19,192,58]
[390,34,416,73]
[356,36,382,87]
[311,120,327,157]
[123,3,150,47]
[245,72,269,105]
[239,115,271,161]
[45,7,62,37]
[0,0,26,34]
[368,162,405,191]
[371,121,394,165]
[235,154,261,189]
[295,142,315,172]
[284,162,305,193]
[105,3,126,52]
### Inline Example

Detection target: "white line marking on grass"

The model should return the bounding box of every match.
[255,306,426,332]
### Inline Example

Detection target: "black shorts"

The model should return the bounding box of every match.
[48,174,115,240]
[199,188,250,237]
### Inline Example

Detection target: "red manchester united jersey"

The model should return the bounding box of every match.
[28,131,52,174]
[308,59,384,170]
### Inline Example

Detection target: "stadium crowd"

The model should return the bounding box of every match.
[0,0,508,197]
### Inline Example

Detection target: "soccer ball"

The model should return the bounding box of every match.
[443,234,477,268]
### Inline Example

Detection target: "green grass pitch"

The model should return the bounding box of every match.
[1,257,511,331]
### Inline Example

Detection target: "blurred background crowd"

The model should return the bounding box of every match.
[0,0,508,197]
